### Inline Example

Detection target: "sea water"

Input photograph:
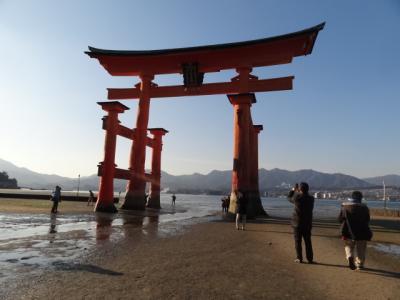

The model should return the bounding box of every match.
[0,195,399,242]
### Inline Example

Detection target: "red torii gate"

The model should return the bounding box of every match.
[86,23,324,216]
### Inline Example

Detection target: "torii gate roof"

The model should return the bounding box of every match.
[86,23,325,76]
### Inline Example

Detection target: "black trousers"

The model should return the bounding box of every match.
[293,226,313,262]
[51,201,59,213]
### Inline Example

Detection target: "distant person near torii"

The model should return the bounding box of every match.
[87,190,95,206]
[221,195,230,213]
[235,191,248,231]
[50,185,62,214]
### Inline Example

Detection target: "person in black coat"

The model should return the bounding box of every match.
[338,191,372,270]
[288,182,314,263]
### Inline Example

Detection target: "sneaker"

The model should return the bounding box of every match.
[294,259,303,263]
[348,257,356,270]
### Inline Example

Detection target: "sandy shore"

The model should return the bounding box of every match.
[1,210,399,300]
[0,198,96,214]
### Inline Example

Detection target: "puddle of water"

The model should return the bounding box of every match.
[0,205,218,289]
[370,243,400,256]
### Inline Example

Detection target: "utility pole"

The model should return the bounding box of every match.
[77,174,81,201]
[383,180,387,209]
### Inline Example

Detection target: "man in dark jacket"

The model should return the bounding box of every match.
[288,182,314,263]
[338,191,372,270]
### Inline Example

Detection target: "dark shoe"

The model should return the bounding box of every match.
[294,259,303,263]
[348,257,356,270]
[307,260,315,264]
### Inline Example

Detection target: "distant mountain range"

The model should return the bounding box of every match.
[0,158,397,193]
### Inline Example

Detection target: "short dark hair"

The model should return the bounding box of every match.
[352,191,363,202]
[300,182,309,194]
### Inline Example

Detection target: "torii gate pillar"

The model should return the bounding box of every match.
[96,101,129,213]
[227,93,254,215]
[122,75,154,210]
[147,128,168,209]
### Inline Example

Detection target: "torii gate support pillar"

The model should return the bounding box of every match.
[248,125,267,216]
[147,128,168,209]
[96,101,129,213]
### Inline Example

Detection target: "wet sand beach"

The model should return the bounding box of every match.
[1,200,399,300]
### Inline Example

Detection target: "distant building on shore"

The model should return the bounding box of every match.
[314,192,332,199]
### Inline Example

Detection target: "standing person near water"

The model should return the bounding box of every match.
[338,191,372,270]
[171,194,176,206]
[50,185,62,214]
[235,191,248,230]
[87,190,95,206]
[221,197,226,212]
[288,182,315,263]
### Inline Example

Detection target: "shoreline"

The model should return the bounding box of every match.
[370,208,400,218]
[1,197,399,217]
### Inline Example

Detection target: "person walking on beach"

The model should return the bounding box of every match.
[171,194,176,206]
[87,190,95,206]
[235,191,248,230]
[288,182,314,263]
[338,191,372,270]
[50,185,62,214]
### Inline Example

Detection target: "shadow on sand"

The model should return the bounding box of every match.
[309,263,400,279]
[52,261,123,276]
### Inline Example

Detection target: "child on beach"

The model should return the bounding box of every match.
[338,191,372,270]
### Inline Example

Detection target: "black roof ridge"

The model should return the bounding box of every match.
[86,22,325,56]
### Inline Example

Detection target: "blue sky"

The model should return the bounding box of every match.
[0,0,399,178]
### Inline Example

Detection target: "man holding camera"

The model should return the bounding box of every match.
[288,182,315,263]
